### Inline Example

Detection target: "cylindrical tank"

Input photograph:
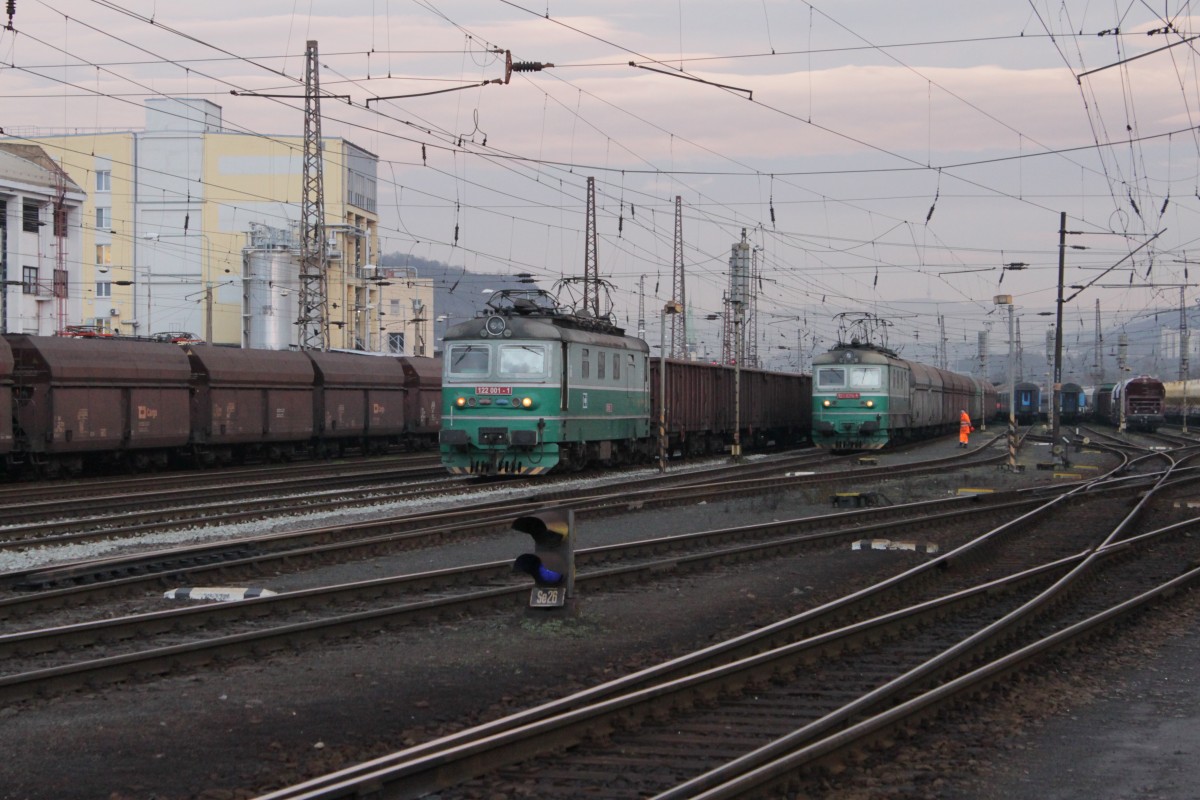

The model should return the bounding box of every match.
[242,245,299,350]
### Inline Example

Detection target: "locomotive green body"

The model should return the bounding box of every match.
[439,294,651,475]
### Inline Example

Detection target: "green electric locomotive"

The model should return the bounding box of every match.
[439,290,651,475]
[811,314,993,450]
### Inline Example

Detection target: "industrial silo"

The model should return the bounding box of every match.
[241,223,299,350]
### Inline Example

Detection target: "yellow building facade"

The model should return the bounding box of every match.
[16,98,427,351]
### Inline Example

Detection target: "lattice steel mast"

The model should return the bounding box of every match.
[298,40,329,350]
[670,196,687,358]
[582,177,600,317]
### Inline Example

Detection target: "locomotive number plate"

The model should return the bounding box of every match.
[529,587,567,608]
[837,392,861,399]
[476,386,512,395]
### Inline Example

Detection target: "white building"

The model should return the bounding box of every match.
[0,144,86,335]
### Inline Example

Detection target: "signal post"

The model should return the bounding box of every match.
[512,507,575,612]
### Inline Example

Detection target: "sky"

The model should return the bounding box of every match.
[4,1,1200,374]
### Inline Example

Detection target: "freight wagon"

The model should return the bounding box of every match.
[3,334,440,476]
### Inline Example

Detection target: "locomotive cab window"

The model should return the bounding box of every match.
[817,367,846,389]
[848,366,881,389]
[447,344,490,376]
[498,344,547,377]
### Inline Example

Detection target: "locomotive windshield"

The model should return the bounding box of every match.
[499,344,548,377]
[817,367,845,389]
[448,344,490,376]
[817,365,881,390]
[848,366,881,389]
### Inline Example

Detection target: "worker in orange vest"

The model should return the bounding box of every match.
[959,410,973,448]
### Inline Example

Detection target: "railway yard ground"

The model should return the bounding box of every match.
[3,431,1200,799]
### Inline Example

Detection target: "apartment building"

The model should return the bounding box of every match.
[14,98,427,351]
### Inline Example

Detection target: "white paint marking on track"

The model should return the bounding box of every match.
[164,587,278,601]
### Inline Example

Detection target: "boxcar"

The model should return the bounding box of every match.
[398,355,442,447]
[649,359,810,457]
[306,350,412,454]
[8,335,193,473]
[186,345,316,461]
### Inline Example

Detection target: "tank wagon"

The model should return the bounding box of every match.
[1095,376,1165,432]
[811,332,994,450]
[438,290,810,476]
[2,335,440,476]
[1162,379,1200,425]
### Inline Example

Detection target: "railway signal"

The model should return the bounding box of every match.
[512,507,575,609]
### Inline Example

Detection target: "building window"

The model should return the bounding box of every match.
[387,331,405,354]
[96,170,111,192]
[96,281,112,298]
[389,299,401,316]
[96,244,111,270]
[22,200,40,233]
[96,207,111,231]
[22,266,37,295]
[54,269,67,299]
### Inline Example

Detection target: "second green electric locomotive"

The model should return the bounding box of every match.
[811,313,993,450]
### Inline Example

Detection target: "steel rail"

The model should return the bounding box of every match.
[251,508,1200,800]
[0,440,1027,592]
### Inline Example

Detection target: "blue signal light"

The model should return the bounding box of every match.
[512,508,574,606]
[513,554,563,585]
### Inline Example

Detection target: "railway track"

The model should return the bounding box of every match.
[0,449,844,554]
[0,442,1003,599]
[0,440,1148,705]
[0,453,442,507]
[252,447,1200,799]
[0,488,1080,701]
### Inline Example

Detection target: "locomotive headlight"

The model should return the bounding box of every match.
[865,400,875,408]
[822,399,832,408]
[455,396,467,408]
[521,396,534,409]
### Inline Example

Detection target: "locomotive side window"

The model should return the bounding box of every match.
[817,367,845,389]
[848,366,881,389]
[582,348,590,379]
[448,344,490,376]
[613,353,620,380]
[498,345,547,377]
[598,349,606,379]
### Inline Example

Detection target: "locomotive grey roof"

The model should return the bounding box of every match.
[812,344,901,367]
[446,290,648,352]
[445,315,648,352]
